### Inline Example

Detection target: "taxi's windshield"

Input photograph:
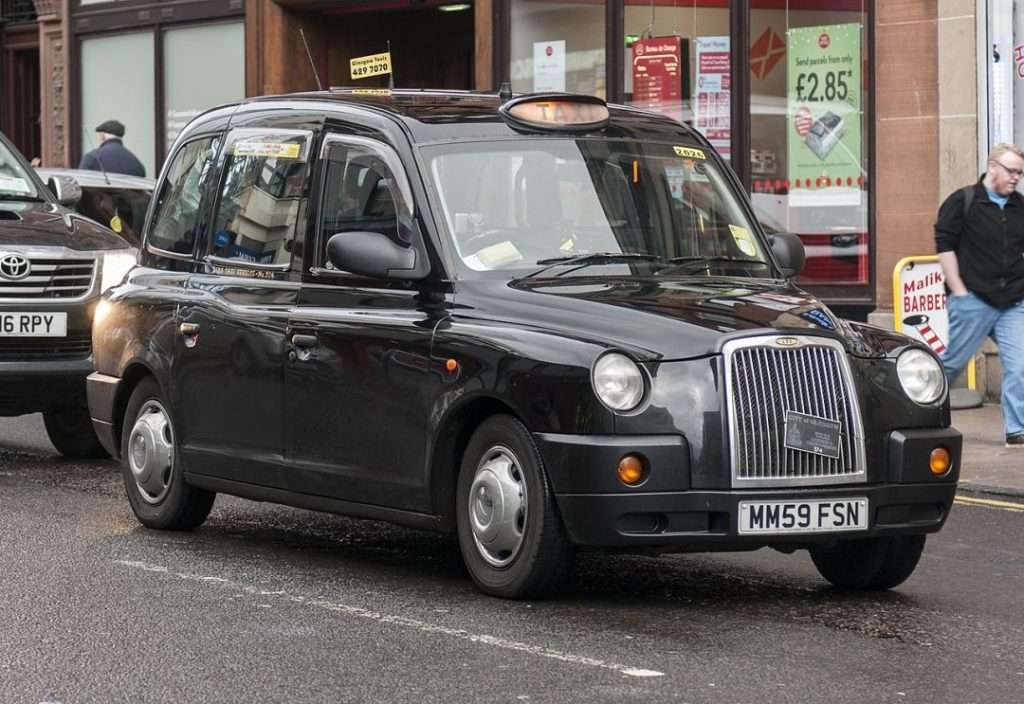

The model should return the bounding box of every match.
[423,138,773,279]
[0,140,40,200]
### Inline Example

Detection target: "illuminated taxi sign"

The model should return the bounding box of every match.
[499,94,610,132]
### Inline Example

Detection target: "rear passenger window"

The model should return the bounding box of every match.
[148,136,220,254]
[210,129,312,267]
[318,138,413,268]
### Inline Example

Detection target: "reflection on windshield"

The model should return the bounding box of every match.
[0,140,38,199]
[425,138,771,279]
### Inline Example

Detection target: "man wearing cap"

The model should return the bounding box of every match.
[79,120,146,177]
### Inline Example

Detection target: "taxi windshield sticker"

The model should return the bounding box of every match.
[233,142,302,159]
[350,52,392,80]
[729,224,758,257]
[0,174,31,194]
[673,146,706,160]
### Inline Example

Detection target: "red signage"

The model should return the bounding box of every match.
[631,37,683,111]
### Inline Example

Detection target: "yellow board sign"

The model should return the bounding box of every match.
[233,142,301,159]
[673,146,706,159]
[351,52,392,80]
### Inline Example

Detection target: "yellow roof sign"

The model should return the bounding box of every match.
[351,52,392,80]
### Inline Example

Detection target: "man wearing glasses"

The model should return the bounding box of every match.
[935,142,1024,448]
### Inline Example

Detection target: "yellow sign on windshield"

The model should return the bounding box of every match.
[673,146,706,160]
[350,52,392,80]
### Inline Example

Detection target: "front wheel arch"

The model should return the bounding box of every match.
[111,363,162,460]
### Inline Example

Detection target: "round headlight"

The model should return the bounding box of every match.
[592,353,645,412]
[896,348,946,404]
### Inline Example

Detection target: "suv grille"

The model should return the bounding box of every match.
[0,334,91,360]
[0,258,95,299]
[724,336,866,488]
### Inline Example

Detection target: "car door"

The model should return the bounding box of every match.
[284,133,447,511]
[175,124,315,488]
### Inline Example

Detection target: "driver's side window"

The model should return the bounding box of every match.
[319,141,404,269]
[148,136,220,254]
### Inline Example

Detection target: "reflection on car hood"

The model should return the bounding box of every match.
[456,277,891,360]
[0,200,130,250]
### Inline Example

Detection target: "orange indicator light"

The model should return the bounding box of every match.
[617,454,647,486]
[632,160,639,184]
[445,358,459,373]
[929,447,951,476]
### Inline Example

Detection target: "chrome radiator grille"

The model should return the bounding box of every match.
[724,336,866,487]
[0,258,95,299]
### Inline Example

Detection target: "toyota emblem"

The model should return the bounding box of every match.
[0,254,31,281]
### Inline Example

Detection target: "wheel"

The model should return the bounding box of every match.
[120,377,215,530]
[455,415,574,599]
[809,534,926,590]
[43,403,109,459]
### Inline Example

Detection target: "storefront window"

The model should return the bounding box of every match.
[80,31,156,176]
[749,2,868,288]
[623,2,731,159]
[510,0,606,97]
[163,22,245,148]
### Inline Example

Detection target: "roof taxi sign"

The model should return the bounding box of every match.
[350,51,392,80]
[499,94,610,132]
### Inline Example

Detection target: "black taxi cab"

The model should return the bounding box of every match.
[87,89,961,599]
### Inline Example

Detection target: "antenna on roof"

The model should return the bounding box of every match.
[387,40,394,90]
[299,28,323,91]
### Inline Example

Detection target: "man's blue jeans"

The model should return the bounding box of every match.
[941,292,1024,436]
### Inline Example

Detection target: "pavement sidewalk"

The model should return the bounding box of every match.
[951,403,1023,497]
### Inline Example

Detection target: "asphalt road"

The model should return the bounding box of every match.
[1,415,1022,704]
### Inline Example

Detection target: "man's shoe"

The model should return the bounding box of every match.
[1006,433,1024,448]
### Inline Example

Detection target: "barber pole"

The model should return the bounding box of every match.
[903,314,946,354]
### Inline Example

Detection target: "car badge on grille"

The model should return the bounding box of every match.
[0,254,31,281]
[775,336,801,347]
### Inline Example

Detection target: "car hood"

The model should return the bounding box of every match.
[0,200,129,250]
[454,276,900,360]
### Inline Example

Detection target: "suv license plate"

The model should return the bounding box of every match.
[738,498,868,535]
[0,312,67,337]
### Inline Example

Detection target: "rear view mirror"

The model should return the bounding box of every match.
[326,230,429,281]
[47,175,82,207]
[770,232,806,278]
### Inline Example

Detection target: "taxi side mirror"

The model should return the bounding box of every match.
[326,230,429,281]
[47,175,82,207]
[769,232,806,278]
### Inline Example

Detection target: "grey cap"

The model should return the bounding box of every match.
[95,120,125,137]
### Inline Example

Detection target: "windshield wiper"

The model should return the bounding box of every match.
[658,256,766,274]
[519,252,662,280]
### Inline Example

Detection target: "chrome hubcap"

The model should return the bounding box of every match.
[128,400,174,504]
[468,445,527,567]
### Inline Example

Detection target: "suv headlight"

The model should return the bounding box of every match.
[592,352,645,412]
[896,348,946,404]
[100,250,136,292]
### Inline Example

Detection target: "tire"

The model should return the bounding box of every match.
[43,403,109,460]
[809,534,926,591]
[120,377,215,530]
[455,415,574,599]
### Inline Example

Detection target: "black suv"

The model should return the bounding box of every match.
[0,132,135,457]
[88,90,961,599]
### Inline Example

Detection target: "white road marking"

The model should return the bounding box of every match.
[114,560,665,678]
[954,495,1024,512]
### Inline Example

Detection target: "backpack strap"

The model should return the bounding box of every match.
[961,184,975,220]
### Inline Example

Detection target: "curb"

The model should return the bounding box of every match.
[955,481,1024,500]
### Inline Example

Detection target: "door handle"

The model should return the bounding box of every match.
[291,334,318,349]
[180,322,200,336]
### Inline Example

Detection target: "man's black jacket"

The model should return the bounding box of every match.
[935,179,1024,308]
[79,138,146,178]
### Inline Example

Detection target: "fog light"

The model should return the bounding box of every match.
[929,447,951,476]
[617,454,647,486]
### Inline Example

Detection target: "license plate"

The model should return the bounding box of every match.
[738,498,868,535]
[784,411,841,459]
[0,312,67,337]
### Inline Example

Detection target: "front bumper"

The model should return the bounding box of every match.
[86,371,120,457]
[0,358,93,415]
[537,428,961,549]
